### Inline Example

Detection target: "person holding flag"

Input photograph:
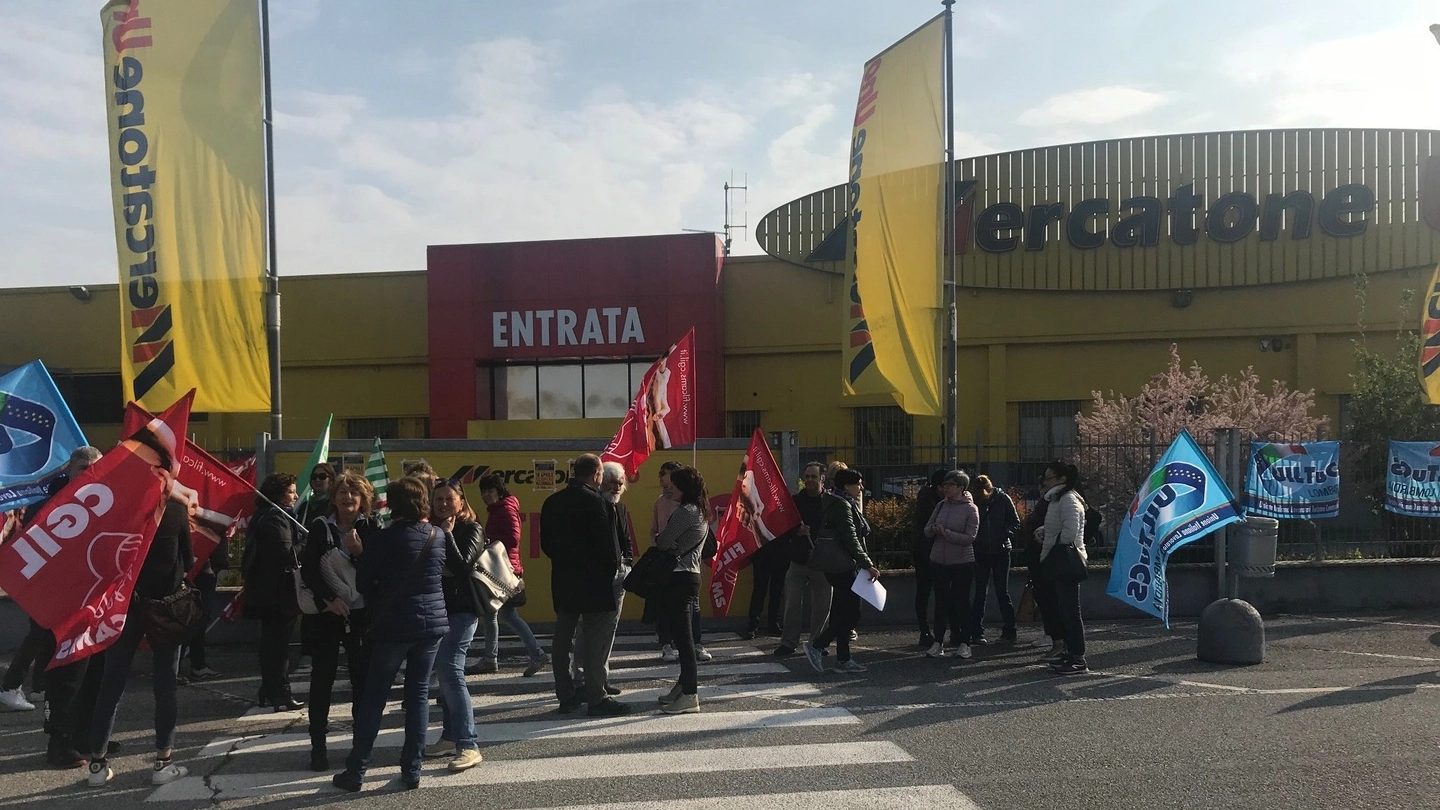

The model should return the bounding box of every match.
[242,473,305,711]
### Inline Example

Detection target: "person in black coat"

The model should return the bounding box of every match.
[912,469,945,647]
[540,453,627,717]
[968,475,1021,644]
[242,473,304,710]
[333,475,448,793]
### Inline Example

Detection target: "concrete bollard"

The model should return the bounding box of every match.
[1196,598,1264,665]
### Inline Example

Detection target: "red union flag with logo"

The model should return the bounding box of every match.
[709,429,801,614]
[602,328,696,477]
[0,392,193,668]
[123,403,257,579]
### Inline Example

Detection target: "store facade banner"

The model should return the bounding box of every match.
[601,328,697,478]
[102,0,269,412]
[709,429,801,615]
[842,13,945,417]
[1385,441,1440,517]
[1244,441,1341,519]
[1106,430,1244,625]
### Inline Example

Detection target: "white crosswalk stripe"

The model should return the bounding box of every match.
[151,637,982,807]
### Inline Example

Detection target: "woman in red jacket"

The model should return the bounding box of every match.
[476,473,549,676]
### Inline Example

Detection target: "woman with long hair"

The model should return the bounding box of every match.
[968,474,1020,645]
[423,479,485,772]
[299,472,377,771]
[1038,461,1089,675]
[476,473,549,676]
[805,468,881,673]
[654,466,709,714]
[333,476,449,792]
[242,472,305,711]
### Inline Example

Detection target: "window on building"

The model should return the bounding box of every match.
[52,373,124,424]
[478,361,647,420]
[729,410,761,439]
[854,406,912,469]
[1018,400,1081,461]
[346,417,400,440]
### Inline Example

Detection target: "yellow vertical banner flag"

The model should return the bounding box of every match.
[1420,263,1440,404]
[842,14,945,417]
[102,0,270,412]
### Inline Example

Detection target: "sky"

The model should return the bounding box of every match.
[3,0,1439,288]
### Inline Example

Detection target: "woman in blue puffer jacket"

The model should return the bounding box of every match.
[333,475,449,793]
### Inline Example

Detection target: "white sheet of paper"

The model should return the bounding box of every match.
[851,573,887,611]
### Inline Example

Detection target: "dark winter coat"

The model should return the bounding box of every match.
[912,483,941,556]
[540,480,620,614]
[975,489,1021,556]
[299,515,377,613]
[242,503,301,617]
[357,520,448,642]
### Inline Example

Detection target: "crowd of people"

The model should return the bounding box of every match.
[0,446,1094,789]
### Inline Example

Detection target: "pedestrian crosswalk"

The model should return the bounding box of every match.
[152,634,982,808]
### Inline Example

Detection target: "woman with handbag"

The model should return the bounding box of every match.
[334,476,450,792]
[422,479,485,772]
[85,499,194,788]
[476,473,548,677]
[804,468,882,674]
[1037,461,1090,675]
[653,466,710,714]
[242,472,305,711]
[300,472,377,771]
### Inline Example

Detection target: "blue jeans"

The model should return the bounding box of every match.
[969,550,1017,639]
[344,636,441,782]
[480,606,544,662]
[88,614,181,756]
[436,613,479,750]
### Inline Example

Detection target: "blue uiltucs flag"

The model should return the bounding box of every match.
[0,360,89,512]
[1385,441,1440,517]
[1244,441,1341,519]
[1106,430,1244,625]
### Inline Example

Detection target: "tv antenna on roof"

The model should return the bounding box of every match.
[683,172,747,256]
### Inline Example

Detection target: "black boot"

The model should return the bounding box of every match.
[275,683,305,712]
[309,737,328,772]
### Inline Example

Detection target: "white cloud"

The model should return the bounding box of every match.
[1017,86,1168,128]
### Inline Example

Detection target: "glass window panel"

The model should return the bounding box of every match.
[538,365,583,419]
[630,362,653,391]
[503,366,537,420]
[584,363,630,418]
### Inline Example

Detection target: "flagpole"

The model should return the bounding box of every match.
[259,0,283,439]
[942,0,959,469]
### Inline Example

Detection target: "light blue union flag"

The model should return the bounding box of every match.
[0,360,88,511]
[1106,430,1244,626]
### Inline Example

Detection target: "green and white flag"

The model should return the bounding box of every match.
[365,437,391,527]
[295,413,333,504]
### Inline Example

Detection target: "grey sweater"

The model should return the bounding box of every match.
[655,502,707,574]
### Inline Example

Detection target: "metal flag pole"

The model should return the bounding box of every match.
[260,0,283,439]
[942,0,959,469]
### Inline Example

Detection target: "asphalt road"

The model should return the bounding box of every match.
[1,610,1438,809]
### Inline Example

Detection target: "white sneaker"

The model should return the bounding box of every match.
[448,748,483,771]
[1031,635,1053,648]
[152,762,188,785]
[660,644,679,663]
[834,658,868,673]
[956,643,973,660]
[924,642,945,658]
[0,687,35,711]
[87,761,114,788]
[694,646,713,663]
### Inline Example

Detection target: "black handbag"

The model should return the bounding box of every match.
[622,547,678,600]
[807,530,857,576]
[1049,543,1089,583]
[139,580,206,647]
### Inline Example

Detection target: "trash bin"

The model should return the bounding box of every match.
[1231,516,1278,578]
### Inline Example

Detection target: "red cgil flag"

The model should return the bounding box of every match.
[709,429,801,615]
[602,328,697,478]
[123,404,258,579]
[0,391,194,669]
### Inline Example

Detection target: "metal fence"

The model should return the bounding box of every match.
[799,438,1440,570]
